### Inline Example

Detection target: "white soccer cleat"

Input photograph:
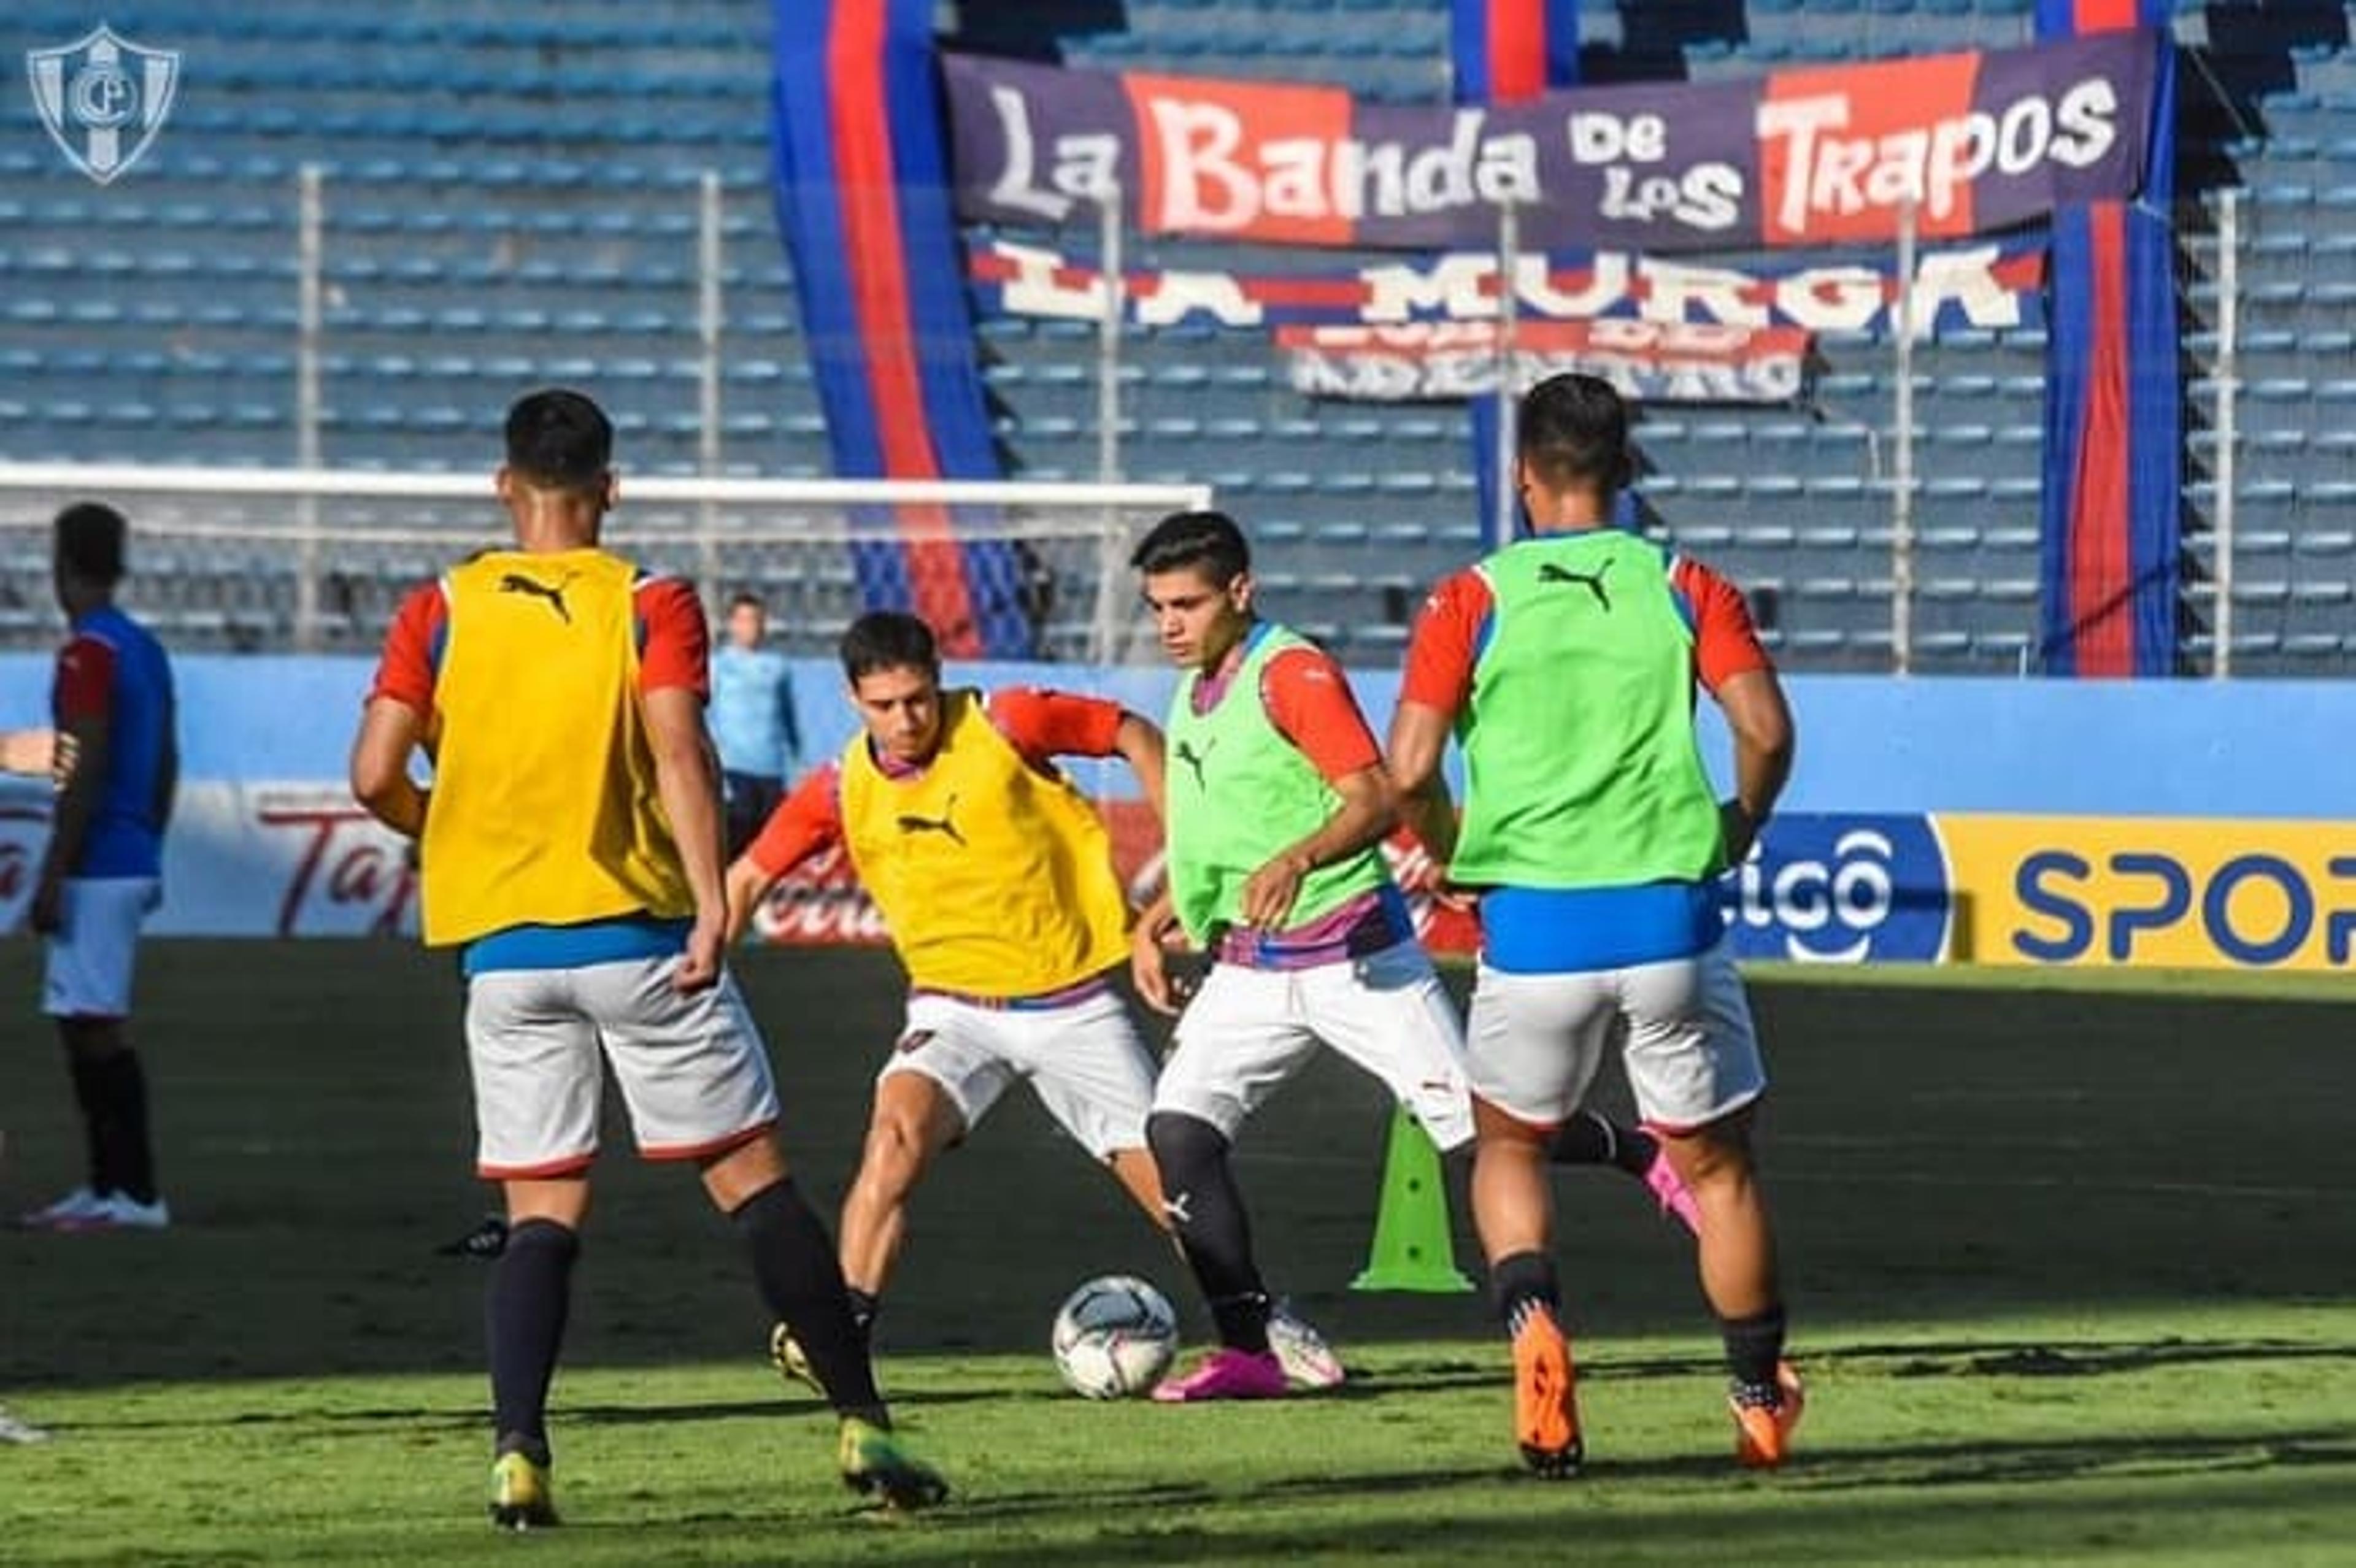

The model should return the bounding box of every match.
[1267,1300,1347,1390]
[66,1193,171,1231]
[0,1406,50,1445]
[19,1186,106,1229]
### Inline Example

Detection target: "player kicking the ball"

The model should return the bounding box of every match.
[727,611,1344,1394]
[1126,510,1484,1403]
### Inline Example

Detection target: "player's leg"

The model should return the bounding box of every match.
[1014,988,1344,1391]
[1618,943,1799,1467]
[771,1013,1004,1392]
[1143,964,1314,1401]
[467,966,603,1530]
[1461,962,1619,1477]
[840,1008,1011,1316]
[599,961,946,1508]
[1010,990,1168,1228]
[1294,939,1477,1155]
[25,878,164,1229]
[1547,1099,1700,1234]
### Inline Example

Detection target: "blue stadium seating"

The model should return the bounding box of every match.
[0,0,2345,670]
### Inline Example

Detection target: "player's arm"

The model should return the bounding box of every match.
[1386,570,1483,868]
[1243,650,1398,929]
[152,689,179,834]
[34,638,116,933]
[644,686,728,981]
[1111,709,1168,828]
[776,666,803,771]
[33,715,108,934]
[0,728,54,776]
[1128,885,1184,1015]
[350,698,429,837]
[723,763,843,944]
[1714,670,1793,864]
[1385,704,1458,867]
[993,686,1171,826]
[1686,560,1793,863]
[351,582,441,839]
[636,577,728,990]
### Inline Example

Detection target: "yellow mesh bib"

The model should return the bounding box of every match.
[840,690,1131,996]
[418,550,693,945]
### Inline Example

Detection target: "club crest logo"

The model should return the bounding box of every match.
[26,26,180,186]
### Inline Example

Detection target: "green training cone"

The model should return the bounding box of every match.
[1350,1105,1476,1293]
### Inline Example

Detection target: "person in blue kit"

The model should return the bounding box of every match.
[712,592,804,860]
[20,502,179,1233]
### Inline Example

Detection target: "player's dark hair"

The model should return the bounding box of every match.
[503,388,613,494]
[53,501,128,586]
[839,610,940,682]
[1517,372,1634,494]
[728,591,764,613]
[1130,510,1250,584]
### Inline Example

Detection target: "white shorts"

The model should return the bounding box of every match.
[1466,939,1767,1133]
[43,877,159,1020]
[1155,940,1475,1152]
[885,985,1157,1159]
[466,957,782,1180]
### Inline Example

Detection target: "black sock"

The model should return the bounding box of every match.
[66,1052,109,1193]
[1147,1112,1271,1355]
[1547,1110,1657,1179]
[488,1219,579,1465]
[1492,1250,1561,1340]
[845,1287,880,1345]
[92,1050,157,1205]
[1722,1304,1788,1404]
[736,1178,888,1426]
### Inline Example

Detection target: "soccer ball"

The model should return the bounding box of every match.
[1050,1275,1179,1399]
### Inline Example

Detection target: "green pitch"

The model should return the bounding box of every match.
[2,943,2352,1564]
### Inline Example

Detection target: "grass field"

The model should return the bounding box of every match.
[2,942,2352,1564]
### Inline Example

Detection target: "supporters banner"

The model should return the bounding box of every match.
[2036,4,2178,676]
[968,237,2046,336]
[769,0,1034,658]
[1274,319,1811,404]
[942,32,2157,254]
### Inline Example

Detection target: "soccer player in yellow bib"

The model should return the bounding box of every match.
[726,610,1344,1393]
[350,389,945,1527]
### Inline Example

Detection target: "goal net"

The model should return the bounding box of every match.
[0,464,1213,663]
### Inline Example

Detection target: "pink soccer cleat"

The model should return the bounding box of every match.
[1642,1150,1702,1235]
[1151,1347,1288,1403]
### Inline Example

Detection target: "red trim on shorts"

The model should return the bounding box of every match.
[1638,1090,1765,1141]
[638,1118,776,1164]
[1471,1091,1565,1136]
[480,1151,596,1180]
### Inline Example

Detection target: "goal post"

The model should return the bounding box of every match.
[0,464,1212,663]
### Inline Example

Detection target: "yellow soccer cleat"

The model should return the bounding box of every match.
[488,1450,558,1531]
[837,1416,950,1512]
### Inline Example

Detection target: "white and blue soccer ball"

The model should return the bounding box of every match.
[1050,1274,1179,1399]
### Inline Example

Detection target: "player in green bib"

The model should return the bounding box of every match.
[1127,510,1477,1402]
[1390,374,1803,1475]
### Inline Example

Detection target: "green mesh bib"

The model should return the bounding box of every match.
[1449,532,1725,888]
[1164,626,1387,941]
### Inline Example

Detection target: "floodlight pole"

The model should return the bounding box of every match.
[294,163,323,652]
[698,169,725,617]
[1892,199,1917,676]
